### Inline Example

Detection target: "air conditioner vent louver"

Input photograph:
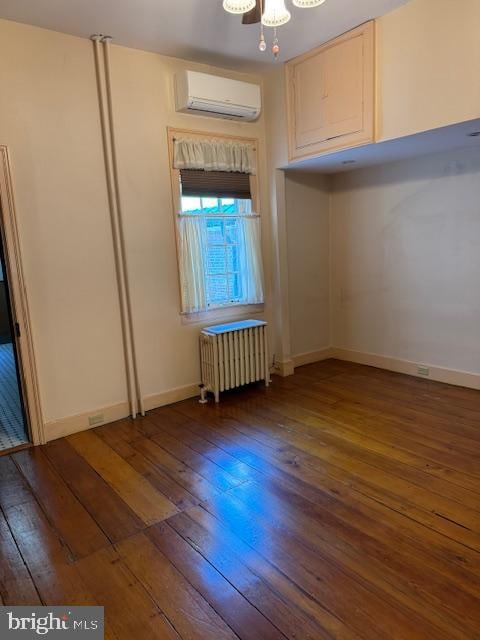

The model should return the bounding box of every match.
[175,71,261,122]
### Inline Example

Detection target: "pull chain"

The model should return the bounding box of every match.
[272,27,280,59]
[258,0,266,51]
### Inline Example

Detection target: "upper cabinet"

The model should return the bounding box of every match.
[285,21,375,162]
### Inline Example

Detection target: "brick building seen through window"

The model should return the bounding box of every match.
[180,196,252,307]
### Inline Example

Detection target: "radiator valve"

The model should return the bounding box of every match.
[199,384,208,404]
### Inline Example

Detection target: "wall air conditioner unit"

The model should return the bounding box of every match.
[175,70,261,122]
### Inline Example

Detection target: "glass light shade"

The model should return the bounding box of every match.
[292,0,326,6]
[261,0,291,27]
[223,0,256,14]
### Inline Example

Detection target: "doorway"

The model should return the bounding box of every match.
[0,146,43,447]
[0,229,29,450]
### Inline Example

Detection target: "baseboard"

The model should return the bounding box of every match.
[143,383,199,412]
[45,382,200,442]
[333,347,480,390]
[45,401,131,442]
[293,347,335,368]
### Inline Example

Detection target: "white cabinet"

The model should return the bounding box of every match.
[285,21,375,161]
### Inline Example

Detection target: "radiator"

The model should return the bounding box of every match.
[200,319,270,403]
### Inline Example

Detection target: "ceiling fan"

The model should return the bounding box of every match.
[241,2,262,25]
[223,0,327,59]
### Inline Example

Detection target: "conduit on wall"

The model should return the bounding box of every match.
[91,34,145,418]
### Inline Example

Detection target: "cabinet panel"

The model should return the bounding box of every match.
[322,34,364,140]
[286,21,375,162]
[293,54,327,148]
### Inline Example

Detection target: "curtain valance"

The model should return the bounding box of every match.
[173,138,256,175]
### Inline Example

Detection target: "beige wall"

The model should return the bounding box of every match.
[330,146,480,374]
[377,0,480,141]
[262,66,293,372]
[0,19,272,431]
[0,19,126,425]
[285,172,330,358]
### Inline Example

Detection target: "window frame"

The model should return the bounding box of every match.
[167,127,263,322]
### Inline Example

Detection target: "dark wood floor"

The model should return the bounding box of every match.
[1,359,480,639]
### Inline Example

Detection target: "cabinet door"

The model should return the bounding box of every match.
[286,21,374,161]
[293,52,328,149]
[322,33,364,140]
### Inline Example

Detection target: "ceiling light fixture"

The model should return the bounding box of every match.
[292,0,326,6]
[224,0,328,60]
[261,0,291,27]
[223,0,256,14]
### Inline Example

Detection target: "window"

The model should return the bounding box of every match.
[180,195,253,308]
[170,131,264,315]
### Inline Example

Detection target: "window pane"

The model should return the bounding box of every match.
[227,274,241,300]
[226,244,240,272]
[206,218,224,243]
[221,198,235,214]
[225,218,239,244]
[207,275,228,304]
[178,179,257,308]
[206,246,225,275]
[202,197,218,211]
[181,196,202,213]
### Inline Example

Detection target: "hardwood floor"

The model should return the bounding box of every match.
[1,358,480,639]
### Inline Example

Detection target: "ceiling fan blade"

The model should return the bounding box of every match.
[242,1,261,24]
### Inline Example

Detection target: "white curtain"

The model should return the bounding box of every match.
[178,216,207,314]
[238,215,264,304]
[174,138,256,175]
[179,213,264,313]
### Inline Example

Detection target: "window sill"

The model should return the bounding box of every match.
[181,303,264,326]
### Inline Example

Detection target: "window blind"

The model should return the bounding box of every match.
[180,169,251,200]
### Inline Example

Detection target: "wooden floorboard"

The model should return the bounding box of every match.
[1,359,479,639]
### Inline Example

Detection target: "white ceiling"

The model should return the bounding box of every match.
[0,0,408,69]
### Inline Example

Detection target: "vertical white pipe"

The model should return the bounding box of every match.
[101,36,145,416]
[91,35,137,419]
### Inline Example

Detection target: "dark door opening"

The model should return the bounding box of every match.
[0,226,29,451]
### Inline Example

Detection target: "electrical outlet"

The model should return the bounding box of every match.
[88,413,104,427]
[417,365,430,377]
